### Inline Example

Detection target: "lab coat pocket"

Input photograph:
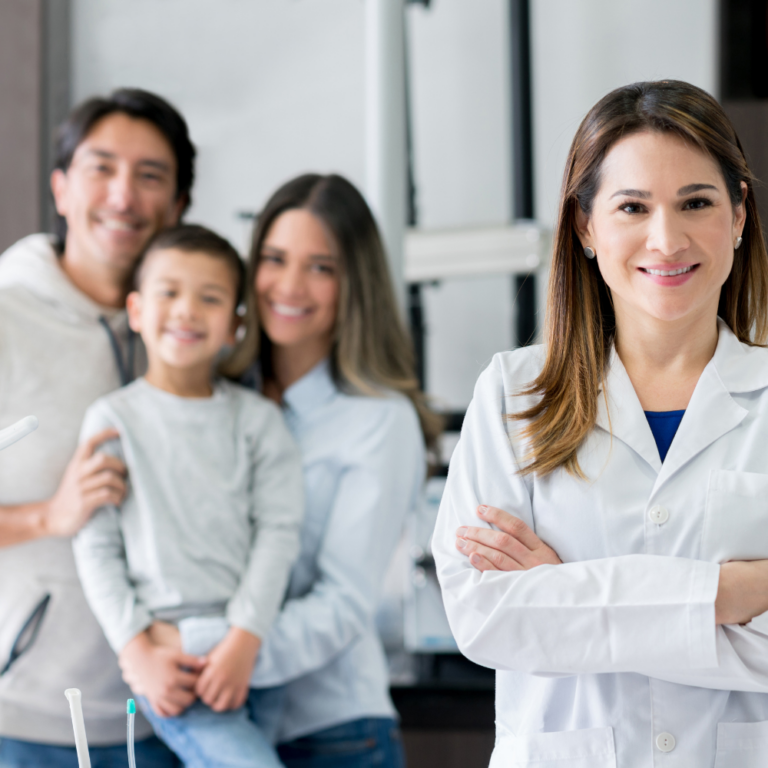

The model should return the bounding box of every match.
[702,471,768,562]
[715,720,768,767]
[490,724,616,767]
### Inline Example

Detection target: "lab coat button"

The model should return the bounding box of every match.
[656,732,676,752]
[649,505,669,525]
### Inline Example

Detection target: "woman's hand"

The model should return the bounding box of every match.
[456,505,562,571]
[716,560,768,625]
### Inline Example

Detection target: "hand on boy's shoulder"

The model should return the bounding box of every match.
[47,429,127,537]
[194,626,261,713]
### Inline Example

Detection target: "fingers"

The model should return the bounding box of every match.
[79,429,121,459]
[211,685,246,713]
[154,688,197,718]
[195,666,219,706]
[477,505,543,550]
[81,452,127,482]
[458,525,536,569]
[457,536,525,571]
[177,652,207,672]
[469,552,500,572]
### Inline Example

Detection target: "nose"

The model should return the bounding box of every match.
[170,293,198,319]
[273,261,307,298]
[645,207,689,257]
[106,166,138,213]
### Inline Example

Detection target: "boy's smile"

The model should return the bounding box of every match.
[127,247,239,397]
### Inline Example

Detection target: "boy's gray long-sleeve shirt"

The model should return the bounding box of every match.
[73,377,304,653]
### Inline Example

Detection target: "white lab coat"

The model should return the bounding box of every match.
[433,320,768,767]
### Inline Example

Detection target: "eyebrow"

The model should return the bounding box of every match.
[609,183,719,200]
[84,149,172,173]
[154,278,231,292]
[261,246,338,261]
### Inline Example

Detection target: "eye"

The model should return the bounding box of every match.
[683,197,713,211]
[310,263,336,276]
[259,253,283,266]
[202,295,224,305]
[157,288,176,298]
[140,172,163,183]
[618,202,647,215]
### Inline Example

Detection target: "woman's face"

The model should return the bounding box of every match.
[255,208,340,360]
[577,130,746,333]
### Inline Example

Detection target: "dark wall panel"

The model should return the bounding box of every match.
[0,0,43,253]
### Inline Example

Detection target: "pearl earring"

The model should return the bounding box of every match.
[584,246,596,260]
[735,236,743,250]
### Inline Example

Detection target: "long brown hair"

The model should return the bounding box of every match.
[243,173,442,452]
[516,80,768,478]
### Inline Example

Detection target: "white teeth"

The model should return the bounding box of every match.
[102,219,136,232]
[166,329,202,340]
[273,303,307,317]
[644,265,695,277]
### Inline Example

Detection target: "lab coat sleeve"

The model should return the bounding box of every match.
[72,403,153,653]
[249,398,425,687]
[432,355,721,676]
[226,403,305,640]
[634,612,768,692]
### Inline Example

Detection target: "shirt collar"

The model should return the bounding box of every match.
[282,358,338,416]
[711,318,768,394]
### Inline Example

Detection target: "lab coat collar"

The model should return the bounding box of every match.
[282,357,338,416]
[596,320,763,482]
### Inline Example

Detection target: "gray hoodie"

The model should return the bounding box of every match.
[0,234,152,745]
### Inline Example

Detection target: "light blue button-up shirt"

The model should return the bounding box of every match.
[182,359,426,742]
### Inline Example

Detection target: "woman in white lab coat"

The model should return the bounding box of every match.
[433,79,768,767]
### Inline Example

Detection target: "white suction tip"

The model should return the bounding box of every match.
[0,415,38,451]
[65,688,91,768]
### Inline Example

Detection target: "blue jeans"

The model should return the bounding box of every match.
[139,688,284,768]
[0,735,180,767]
[277,718,405,768]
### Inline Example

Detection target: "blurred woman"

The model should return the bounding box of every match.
[239,173,440,767]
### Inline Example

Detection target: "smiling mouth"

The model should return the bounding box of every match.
[97,217,143,233]
[640,265,697,277]
[272,302,310,318]
[165,329,205,342]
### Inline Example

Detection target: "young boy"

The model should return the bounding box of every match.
[73,225,303,768]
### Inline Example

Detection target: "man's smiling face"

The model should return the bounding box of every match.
[51,111,184,274]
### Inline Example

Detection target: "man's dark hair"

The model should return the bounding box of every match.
[133,224,245,305]
[52,88,196,243]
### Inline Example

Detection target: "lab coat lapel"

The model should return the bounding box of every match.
[656,324,750,488]
[596,349,662,473]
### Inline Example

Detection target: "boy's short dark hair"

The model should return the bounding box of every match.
[53,88,196,242]
[134,224,245,304]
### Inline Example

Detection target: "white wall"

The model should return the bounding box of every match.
[71,0,514,408]
[71,0,719,409]
[72,0,512,248]
[531,0,719,227]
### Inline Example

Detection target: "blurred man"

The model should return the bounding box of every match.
[0,89,197,768]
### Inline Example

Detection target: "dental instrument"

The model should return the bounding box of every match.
[0,415,38,451]
[127,698,137,768]
[64,688,91,768]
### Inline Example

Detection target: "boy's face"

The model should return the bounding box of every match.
[127,248,238,377]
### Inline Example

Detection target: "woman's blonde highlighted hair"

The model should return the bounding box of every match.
[241,173,442,452]
[515,80,768,478]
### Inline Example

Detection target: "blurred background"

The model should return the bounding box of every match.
[1,1,765,765]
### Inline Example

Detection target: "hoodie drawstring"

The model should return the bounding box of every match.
[98,316,136,387]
